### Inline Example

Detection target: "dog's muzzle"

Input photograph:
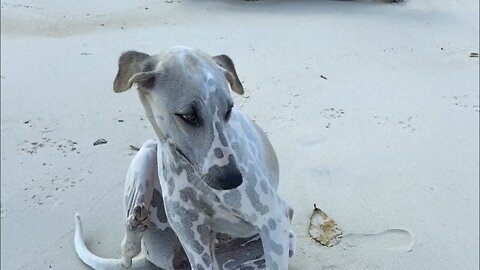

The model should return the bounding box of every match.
[204,155,243,190]
[166,139,242,190]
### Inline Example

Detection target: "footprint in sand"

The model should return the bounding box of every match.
[323,108,345,129]
[373,115,417,132]
[451,94,480,112]
[341,229,414,252]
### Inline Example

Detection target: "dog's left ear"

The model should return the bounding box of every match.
[213,55,244,95]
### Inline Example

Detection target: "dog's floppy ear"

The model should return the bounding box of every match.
[212,54,244,95]
[113,51,156,93]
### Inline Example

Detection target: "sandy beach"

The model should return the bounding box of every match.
[1,0,479,269]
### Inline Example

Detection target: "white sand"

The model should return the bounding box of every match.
[1,0,478,269]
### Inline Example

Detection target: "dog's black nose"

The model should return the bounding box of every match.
[217,168,243,190]
[204,155,243,190]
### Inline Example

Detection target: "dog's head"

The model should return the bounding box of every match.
[113,46,244,190]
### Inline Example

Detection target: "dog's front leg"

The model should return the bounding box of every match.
[257,197,293,270]
[163,199,216,270]
[121,140,158,268]
[160,139,218,270]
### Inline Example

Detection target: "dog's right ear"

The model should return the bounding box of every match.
[113,51,156,93]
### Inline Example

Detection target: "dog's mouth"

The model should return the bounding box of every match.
[165,138,192,164]
[175,146,191,164]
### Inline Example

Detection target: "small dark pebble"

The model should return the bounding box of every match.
[130,145,141,151]
[470,53,479,58]
[320,75,328,80]
[93,139,107,146]
[118,119,124,122]
[24,120,30,124]
[441,48,444,50]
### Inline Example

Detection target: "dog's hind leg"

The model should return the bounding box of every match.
[121,140,159,268]
[257,197,293,270]
[121,204,150,268]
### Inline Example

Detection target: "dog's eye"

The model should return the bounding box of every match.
[225,107,233,121]
[177,112,200,126]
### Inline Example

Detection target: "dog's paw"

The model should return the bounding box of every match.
[121,257,133,269]
[126,203,150,232]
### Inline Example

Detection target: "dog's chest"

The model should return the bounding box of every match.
[159,145,256,238]
[205,201,256,237]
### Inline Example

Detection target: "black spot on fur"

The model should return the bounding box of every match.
[215,122,228,147]
[214,148,224,159]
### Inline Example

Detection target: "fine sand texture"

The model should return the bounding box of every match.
[1,0,479,269]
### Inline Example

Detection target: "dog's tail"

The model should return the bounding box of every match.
[74,213,157,270]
